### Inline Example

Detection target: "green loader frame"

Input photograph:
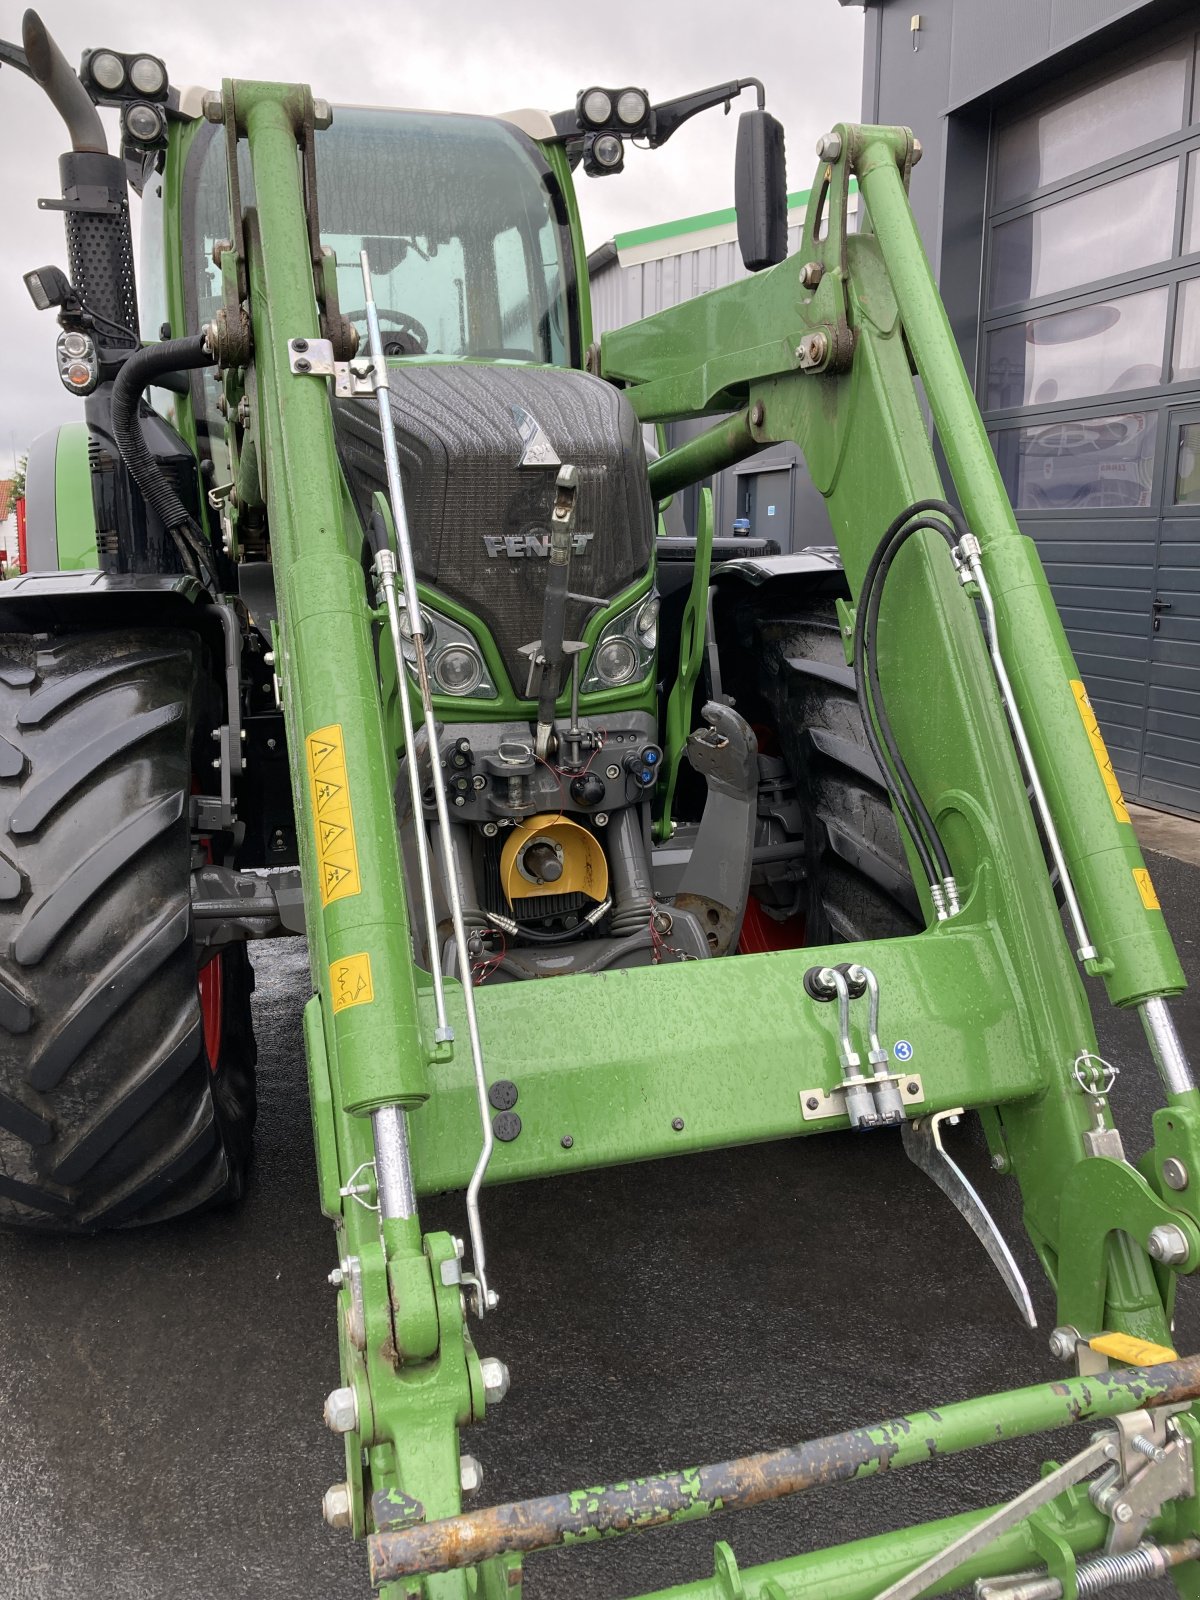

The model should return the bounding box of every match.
[4,18,1200,1599]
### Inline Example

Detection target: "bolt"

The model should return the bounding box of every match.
[1163,1157,1189,1191]
[292,338,309,353]
[800,260,824,290]
[453,1236,465,1259]
[990,1152,1008,1172]
[312,98,333,129]
[267,737,277,750]
[560,1134,574,1148]
[322,1482,353,1530]
[595,812,609,826]
[1147,1223,1190,1264]
[911,137,923,164]
[294,357,311,373]
[906,1081,919,1096]
[211,758,221,770]
[323,1386,359,1435]
[211,238,233,269]
[460,1456,484,1495]
[806,1096,820,1111]
[797,331,829,368]
[1112,1501,1134,1524]
[750,400,765,427]
[327,1266,344,1289]
[672,1117,685,1132]
[605,764,621,780]
[201,91,224,124]
[482,821,498,837]
[263,651,275,666]
[1048,1327,1077,1362]
[816,130,843,162]
[480,1357,511,1405]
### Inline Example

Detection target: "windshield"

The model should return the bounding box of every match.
[183,107,577,471]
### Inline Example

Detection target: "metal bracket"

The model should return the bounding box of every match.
[1090,1409,1194,1554]
[287,336,375,396]
[903,1108,1038,1329]
[799,1073,924,1122]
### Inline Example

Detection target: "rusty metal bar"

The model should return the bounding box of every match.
[368,1353,1200,1585]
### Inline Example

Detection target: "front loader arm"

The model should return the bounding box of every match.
[602,123,1197,1344]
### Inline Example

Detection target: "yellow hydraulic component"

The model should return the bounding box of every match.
[1090,1332,1178,1366]
[500,813,609,903]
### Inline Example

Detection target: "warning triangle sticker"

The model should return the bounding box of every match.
[308,737,338,771]
[319,818,346,850]
[323,860,353,893]
[315,779,343,811]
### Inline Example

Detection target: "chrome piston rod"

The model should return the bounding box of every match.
[360,250,497,1313]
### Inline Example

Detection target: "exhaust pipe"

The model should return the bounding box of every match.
[22,10,106,153]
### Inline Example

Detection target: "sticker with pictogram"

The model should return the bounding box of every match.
[305,723,362,906]
[1132,866,1161,912]
[1069,680,1131,825]
[330,951,374,1013]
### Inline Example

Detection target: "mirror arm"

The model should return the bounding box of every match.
[648,77,765,147]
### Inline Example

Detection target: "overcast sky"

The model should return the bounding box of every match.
[0,0,864,477]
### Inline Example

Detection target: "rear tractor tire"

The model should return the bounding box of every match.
[0,627,256,1231]
[750,597,922,945]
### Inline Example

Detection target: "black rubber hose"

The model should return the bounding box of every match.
[111,335,217,576]
[851,501,963,895]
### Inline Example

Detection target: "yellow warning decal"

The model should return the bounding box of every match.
[305,724,362,906]
[330,951,374,1013]
[1069,680,1131,825]
[1090,1332,1176,1366]
[1133,866,1162,912]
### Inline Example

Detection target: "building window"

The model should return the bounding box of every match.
[981,28,1200,510]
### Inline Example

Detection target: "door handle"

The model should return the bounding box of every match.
[1153,594,1172,632]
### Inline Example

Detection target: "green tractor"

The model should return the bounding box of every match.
[3,11,1200,1598]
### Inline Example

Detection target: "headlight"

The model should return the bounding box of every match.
[582,590,658,693]
[591,133,624,169]
[128,55,167,96]
[580,87,613,126]
[433,645,484,696]
[88,50,126,92]
[396,603,497,699]
[635,595,659,650]
[616,89,649,127]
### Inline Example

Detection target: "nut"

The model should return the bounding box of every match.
[312,98,333,129]
[323,1385,359,1435]
[911,137,923,164]
[800,260,824,290]
[327,1266,344,1289]
[1048,1326,1077,1362]
[322,1482,353,1530]
[1147,1223,1190,1265]
[459,1455,484,1495]
[816,131,843,162]
[480,1357,511,1406]
[201,90,224,124]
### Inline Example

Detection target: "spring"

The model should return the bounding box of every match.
[1077,1544,1162,1594]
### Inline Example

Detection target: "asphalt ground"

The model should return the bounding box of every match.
[1,850,1198,1600]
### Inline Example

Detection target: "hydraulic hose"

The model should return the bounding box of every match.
[852,499,963,912]
[110,334,218,581]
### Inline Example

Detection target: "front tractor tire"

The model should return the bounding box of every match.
[0,628,256,1231]
[749,596,922,945]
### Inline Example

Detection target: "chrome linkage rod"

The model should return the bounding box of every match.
[359,250,497,1314]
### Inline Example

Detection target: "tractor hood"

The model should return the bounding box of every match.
[333,365,655,690]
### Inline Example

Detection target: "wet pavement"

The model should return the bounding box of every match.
[1,850,1198,1600]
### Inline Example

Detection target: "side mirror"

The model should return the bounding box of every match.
[735,109,787,272]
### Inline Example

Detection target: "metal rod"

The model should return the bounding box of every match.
[645,407,759,502]
[371,1105,417,1220]
[374,548,450,1041]
[1139,997,1196,1097]
[367,1352,1200,1584]
[360,250,497,1315]
[874,1437,1109,1600]
[960,542,1097,964]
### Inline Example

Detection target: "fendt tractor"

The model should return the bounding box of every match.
[3,8,1200,1598]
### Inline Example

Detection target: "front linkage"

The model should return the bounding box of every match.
[206,74,1200,1600]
